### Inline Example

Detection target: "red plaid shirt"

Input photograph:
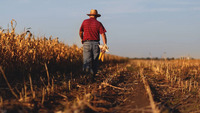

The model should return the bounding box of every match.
[80,18,106,41]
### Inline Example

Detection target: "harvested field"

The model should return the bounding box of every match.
[1,60,200,113]
[1,21,200,113]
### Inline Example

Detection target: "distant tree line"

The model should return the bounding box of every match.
[131,57,195,60]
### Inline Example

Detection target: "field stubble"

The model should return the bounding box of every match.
[0,20,128,113]
[133,59,200,113]
[0,20,200,113]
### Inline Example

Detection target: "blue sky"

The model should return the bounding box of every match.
[1,0,200,58]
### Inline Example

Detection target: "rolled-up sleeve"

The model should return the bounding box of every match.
[99,22,106,34]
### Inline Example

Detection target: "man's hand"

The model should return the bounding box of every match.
[99,44,108,62]
[99,44,109,53]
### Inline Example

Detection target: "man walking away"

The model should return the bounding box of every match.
[79,9,107,82]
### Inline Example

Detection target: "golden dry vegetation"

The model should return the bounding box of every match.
[0,20,200,113]
[0,20,128,113]
[0,20,125,79]
[129,59,200,112]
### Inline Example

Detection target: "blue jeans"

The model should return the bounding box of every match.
[83,41,100,75]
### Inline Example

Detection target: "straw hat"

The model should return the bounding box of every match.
[87,9,101,17]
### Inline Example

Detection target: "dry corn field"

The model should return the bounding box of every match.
[0,20,200,113]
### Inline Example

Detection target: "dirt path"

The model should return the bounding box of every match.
[112,72,152,113]
[1,60,200,113]
[0,61,156,113]
[83,61,156,113]
[6,60,200,113]
[57,60,200,113]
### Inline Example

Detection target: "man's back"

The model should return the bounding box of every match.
[80,18,106,41]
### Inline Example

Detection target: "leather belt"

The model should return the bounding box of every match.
[83,40,99,42]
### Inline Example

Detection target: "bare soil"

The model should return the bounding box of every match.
[1,60,200,113]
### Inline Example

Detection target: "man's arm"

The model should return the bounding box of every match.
[79,31,83,39]
[79,31,83,43]
[101,33,107,45]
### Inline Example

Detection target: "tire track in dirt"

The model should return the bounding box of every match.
[83,61,160,113]
[0,61,162,113]
[112,62,154,113]
[108,61,168,113]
